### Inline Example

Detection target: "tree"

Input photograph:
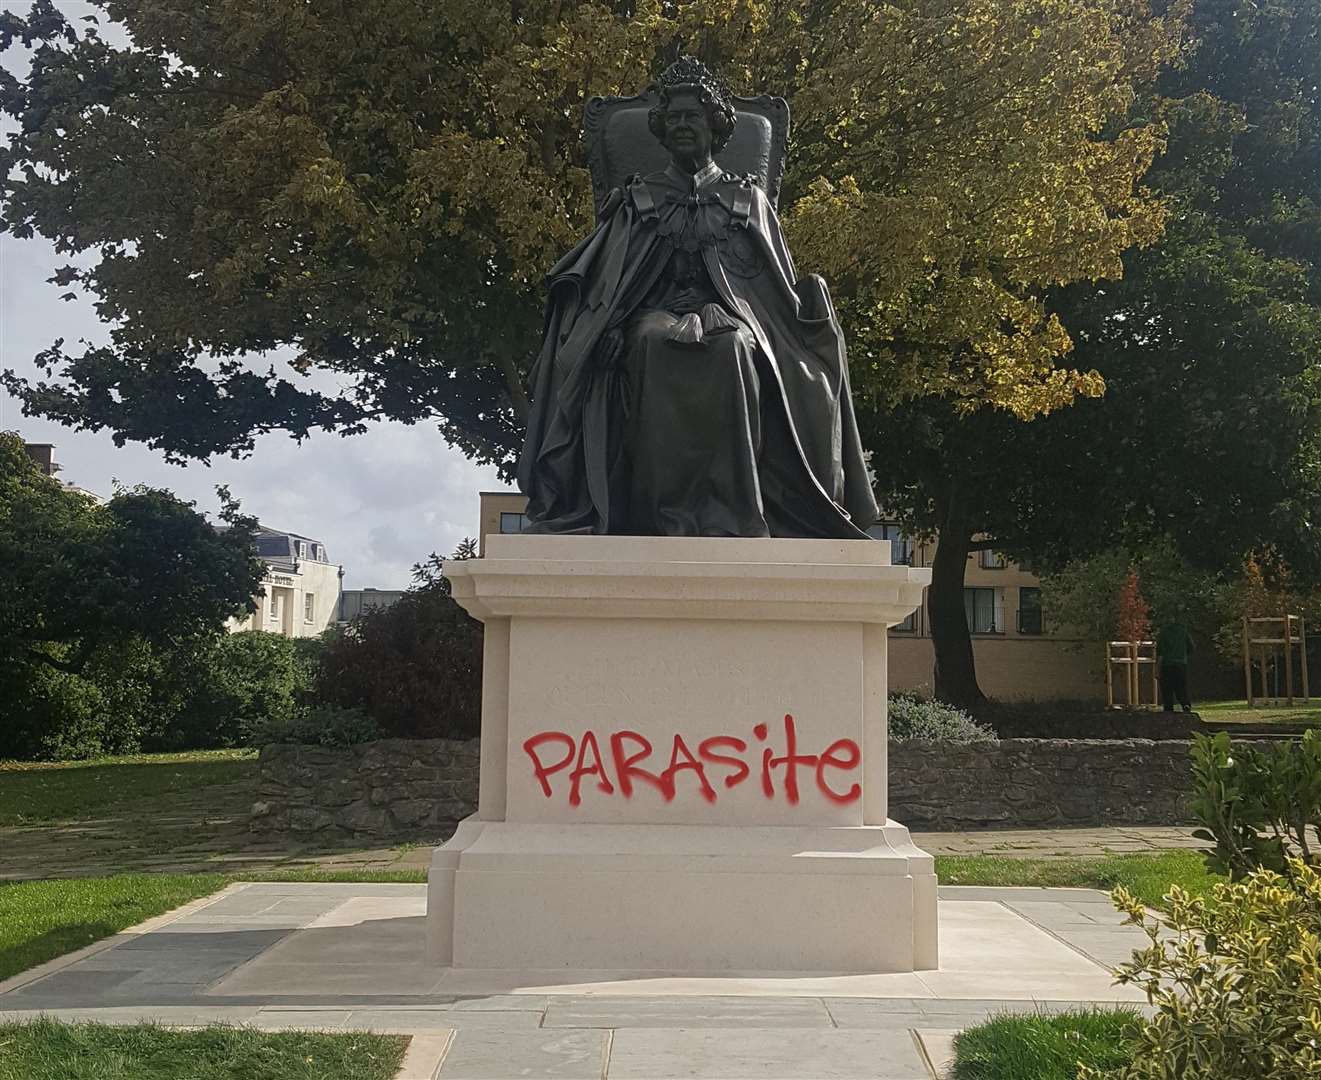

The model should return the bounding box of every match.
[1115,567,1152,644]
[313,543,483,738]
[0,431,264,757]
[870,0,1321,704]
[1,0,1180,470]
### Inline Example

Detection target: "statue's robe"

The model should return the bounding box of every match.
[518,160,879,539]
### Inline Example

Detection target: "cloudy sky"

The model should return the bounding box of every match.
[1,7,506,590]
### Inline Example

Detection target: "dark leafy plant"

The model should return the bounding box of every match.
[310,545,482,739]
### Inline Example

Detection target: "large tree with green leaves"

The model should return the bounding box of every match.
[2,0,1181,470]
[871,0,1321,704]
[0,431,264,756]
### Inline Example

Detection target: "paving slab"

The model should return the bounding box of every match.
[914,1030,957,1080]
[437,1029,609,1079]
[543,994,834,1029]
[606,1028,931,1080]
[397,1033,456,1080]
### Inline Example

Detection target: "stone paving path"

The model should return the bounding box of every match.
[915,825,1202,859]
[0,882,1154,1079]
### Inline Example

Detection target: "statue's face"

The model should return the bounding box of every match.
[661,90,714,164]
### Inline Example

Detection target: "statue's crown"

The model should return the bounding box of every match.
[652,56,733,114]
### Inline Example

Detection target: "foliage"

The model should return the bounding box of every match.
[1041,542,1240,665]
[1189,730,1321,881]
[936,850,1221,910]
[0,751,255,827]
[242,704,379,749]
[0,1018,408,1080]
[175,631,318,750]
[0,431,264,760]
[1082,862,1321,1080]
[952,1008,1139,1080]
[311,545,481,739]
[887,693,997,744]
[1114,569,1151,644]
[871,0,1321,703]
[0,0,1181,468]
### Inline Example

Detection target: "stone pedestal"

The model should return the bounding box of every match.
[427,535,936,973]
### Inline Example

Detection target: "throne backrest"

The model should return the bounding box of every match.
[584,92,790,215]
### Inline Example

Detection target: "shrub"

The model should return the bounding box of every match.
[0,639,158,761]
[888,693,997,743]
[1189,730,1321,881]
[242,705,379,748]
[1081,861,1321,1080]
[171,631,318,750]
[314,571,481,740]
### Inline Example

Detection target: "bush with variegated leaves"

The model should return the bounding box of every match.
[1080,860,1321,1080]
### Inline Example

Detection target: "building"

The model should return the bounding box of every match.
[476,491,1096,701]
[230,526,343,639]
[338,588,406,622]
[879,532,1096,702]
[23,442,105,503]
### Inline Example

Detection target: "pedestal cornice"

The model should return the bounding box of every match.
[447,535,931,625]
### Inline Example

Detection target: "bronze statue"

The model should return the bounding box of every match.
[518,58,879,539]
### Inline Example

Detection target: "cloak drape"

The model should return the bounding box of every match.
[517,163,879,539]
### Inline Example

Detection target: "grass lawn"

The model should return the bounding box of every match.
[0,751,257,826]
[951,1008,1138,1079]
[0,1018,407,1080]
[1196,697,1321,725]
[934,849,1221,908]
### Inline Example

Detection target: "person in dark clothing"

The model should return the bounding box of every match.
[1156,620,1194,713]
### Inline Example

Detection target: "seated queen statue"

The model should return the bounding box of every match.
[517,58,879,539]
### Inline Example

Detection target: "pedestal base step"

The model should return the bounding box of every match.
[427,819,938,973]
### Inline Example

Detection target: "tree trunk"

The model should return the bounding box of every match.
[927,523,987,708]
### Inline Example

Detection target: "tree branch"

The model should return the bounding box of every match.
[491,347,530,425]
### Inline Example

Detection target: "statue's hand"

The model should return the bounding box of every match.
[596,328,625,372]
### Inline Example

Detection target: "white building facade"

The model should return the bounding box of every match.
[231,527,343,639]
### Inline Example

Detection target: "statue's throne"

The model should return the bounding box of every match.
[584,91,790,215]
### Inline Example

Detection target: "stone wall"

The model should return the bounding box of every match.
[251,738,480,837]
[888,738,1254,830]
[252,736,1272,837]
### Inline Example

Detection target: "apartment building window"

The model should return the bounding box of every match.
[304,593,315,623]
[1018,587,1044,635]
[978,549,1008,569]
[500,512,529,534]
[892,610,917,633]
[868,522,915,566]
[964,587,1004,634]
